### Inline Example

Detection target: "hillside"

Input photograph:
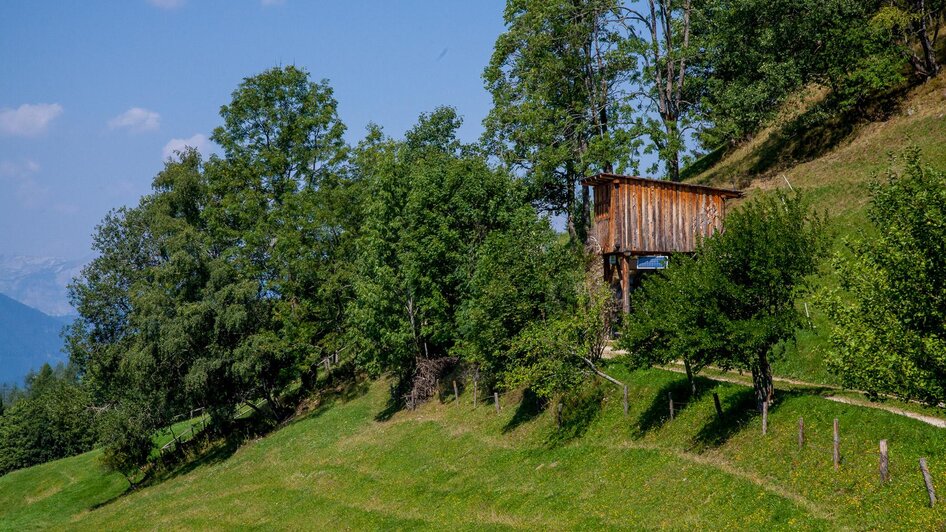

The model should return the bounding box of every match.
[0,255,85,318]
[3,44,945,532]
[1,363,944,529]
[689,73,946,385]
[0,293,70,385]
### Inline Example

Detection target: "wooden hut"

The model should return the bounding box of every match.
[581,173,743,313]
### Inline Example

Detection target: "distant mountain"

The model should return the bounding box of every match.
[0,293,71,386]
[0,255,88,317]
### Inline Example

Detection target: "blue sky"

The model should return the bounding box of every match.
[1,0,506,260]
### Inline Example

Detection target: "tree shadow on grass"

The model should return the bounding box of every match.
[688,386,831,451]
[633,376,713,437]
[689,387,759,450]
[546,383,605,447]
[502,388,547,434]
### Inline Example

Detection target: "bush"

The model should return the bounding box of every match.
[0,364,96,475]
[824,148,946,405]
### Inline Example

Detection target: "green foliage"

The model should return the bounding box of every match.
[705,193,826,406]
[484,0,641,234]
[456,210,583,386]
[619,253,726,392]
[695,0,907,145]
[0,363,95,475]
[67,66,356,475]
[621,192,826,406]
[350,108,528,385]
[824,148,946,405]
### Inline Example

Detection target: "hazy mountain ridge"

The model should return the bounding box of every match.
[0,292,70,385]
[0,255,88,317]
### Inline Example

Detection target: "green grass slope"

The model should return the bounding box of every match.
[691,74,946,385]
[3,364,945,530]
[0,449,126,530]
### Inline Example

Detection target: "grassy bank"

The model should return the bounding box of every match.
[2,362,944,530]
[690,74,946,387]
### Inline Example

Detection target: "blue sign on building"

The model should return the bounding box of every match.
[636,255,668,270]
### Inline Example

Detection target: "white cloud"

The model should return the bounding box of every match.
[163,133,210,159]
[108,107,161,132]
[148,0,185,9]
[0,103,63,137]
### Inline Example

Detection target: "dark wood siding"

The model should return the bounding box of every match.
[590,176,737,255]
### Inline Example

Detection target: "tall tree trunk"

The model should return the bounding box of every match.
[580,184,591,244]
[566,161,578,240]
[908,0,940,79]
[683,357,696,396]
[665,118,681,182]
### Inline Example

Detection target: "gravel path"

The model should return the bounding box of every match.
[603,345,946,429]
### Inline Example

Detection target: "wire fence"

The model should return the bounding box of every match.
[447,375,939,509]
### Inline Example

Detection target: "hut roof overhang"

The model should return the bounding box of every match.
[580,173,744,199]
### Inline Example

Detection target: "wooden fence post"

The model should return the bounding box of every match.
[453,380,459,404]
[622,385,629,417]
[762,401,768,435]
[668,392,674,421]
[920,458,936,507]
[494,392,500,413]
[879,440,889,483]
[411,389,416,410]
[557,403,563,427]
[798,417,804,449]
[833,418,840,471]
[473,379,478,408]
[713,393,723,419]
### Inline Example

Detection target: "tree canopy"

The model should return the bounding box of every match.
[825,148,946,406]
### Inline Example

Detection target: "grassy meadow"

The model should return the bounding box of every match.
[1,362,944,530]
[692,75,946,387]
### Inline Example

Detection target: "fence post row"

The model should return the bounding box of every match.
[798,417,804,449]
[453,380,459,405]
[623,385,629,417]
[494,392,500,413]
[833,418,840,471]
[473,378,478,408]
[762,401,768,436]
[879,440,889,483]
[668,392,674,421]
[713,392,723,419]
[920,458,937,507]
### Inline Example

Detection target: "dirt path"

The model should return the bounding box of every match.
[603,345,946,428]
[658,363,946,429]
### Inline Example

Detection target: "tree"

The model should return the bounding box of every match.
[484,0,642,239]
[824,148,946,405]
[350,108,529,401]
[871,0,943,80]
[694,0,910,146]
[501,270,615,399]
[708,193,825,408]
[620,192,825,408]
[0,363,95,475]
[207,65,354,401]
[619,252,726,395]
[68,67,356,475]
[456,207,586,390]
[614,0,700,181]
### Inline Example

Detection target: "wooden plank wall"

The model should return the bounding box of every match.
[594,179,728,254]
